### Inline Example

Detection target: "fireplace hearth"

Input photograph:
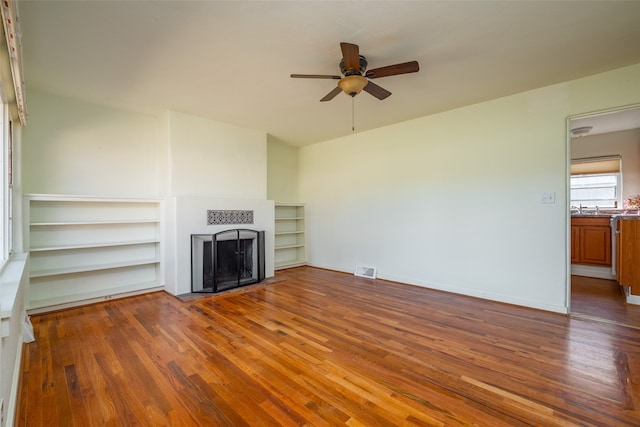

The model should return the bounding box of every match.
[191,229,265,293]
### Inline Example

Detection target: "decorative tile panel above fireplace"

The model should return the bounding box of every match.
[207,210,254,225]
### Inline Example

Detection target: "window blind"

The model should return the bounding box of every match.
[570,156,621,175]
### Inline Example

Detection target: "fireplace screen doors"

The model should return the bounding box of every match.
[191,229,265,293]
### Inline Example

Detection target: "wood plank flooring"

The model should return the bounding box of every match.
[571,275,640,328]
[17,267,640,426]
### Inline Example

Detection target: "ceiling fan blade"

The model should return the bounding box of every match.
[363,81,391,100]
[320,86,343,102]
[340,42,360,74]
[291,74,341,79]
[365,61,419,79]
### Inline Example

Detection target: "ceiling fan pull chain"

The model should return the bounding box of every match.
[352,97,355,132]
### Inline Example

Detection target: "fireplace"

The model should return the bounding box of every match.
[191,229,265,293]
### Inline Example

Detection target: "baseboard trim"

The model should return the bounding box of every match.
[623,286,640,305]
[306,263,568,314]
[570,264,615,280]
[27,286,164,315]
[6,330,23,427]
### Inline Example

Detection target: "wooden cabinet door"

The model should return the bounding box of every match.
[619,220,640,292]
[571,225,580,264]
[616,225,621,283]
[580,225,611,265]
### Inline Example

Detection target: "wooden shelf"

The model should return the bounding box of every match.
[28,281,163,313]
[30,219,160,226]
[30,258,161,278]
[275,260,306,269]
[274,203,306,269]
[25,195,162,312]
[275,244,304,250]
[30,239,160,252]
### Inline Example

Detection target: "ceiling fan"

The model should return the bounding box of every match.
[291,42,419,102]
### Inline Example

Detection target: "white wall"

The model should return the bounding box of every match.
[166,111,267,199]
[22,91,160,197]
[571,128,640,201]
[299,63,640,313]
[161,111,272,295]
[267,135,299,202]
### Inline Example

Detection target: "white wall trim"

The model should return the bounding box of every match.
[5,332,23,427]
[623,286,640,305]
[570,264,615,280]
[308,262,569,314]
[26,286,165,315]
[0,253,28,427]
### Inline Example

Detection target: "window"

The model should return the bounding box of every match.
[570,157,622,208]
[0,0,25,269]
[7,119,12,257]
[0,102,11,267]
[571,173,620,208]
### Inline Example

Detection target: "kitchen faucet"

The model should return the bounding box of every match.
[570,204,584,214]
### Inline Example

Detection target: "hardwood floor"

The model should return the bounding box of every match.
[17,267,640,426]
[571,275,640,328]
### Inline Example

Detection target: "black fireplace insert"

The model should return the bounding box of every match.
[191,229,265,293]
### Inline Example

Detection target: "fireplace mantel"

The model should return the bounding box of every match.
[164,196,275,296]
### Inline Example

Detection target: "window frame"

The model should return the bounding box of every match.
[570,156,623,209]
[570,172,622,209]
[0,101,11,270]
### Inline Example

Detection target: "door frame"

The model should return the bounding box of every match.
[565,103,640,313]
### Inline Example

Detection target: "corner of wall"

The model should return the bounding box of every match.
[267,135,300,202]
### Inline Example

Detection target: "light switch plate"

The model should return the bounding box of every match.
[542,192,556,204]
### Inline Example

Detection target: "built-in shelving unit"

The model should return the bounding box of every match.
[274,203,306,269]
[25,195,163,313]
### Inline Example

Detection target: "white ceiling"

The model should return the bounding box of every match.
[18,1,640,147]
[570,106,640,137]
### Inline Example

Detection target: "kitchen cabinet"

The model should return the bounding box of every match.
[570,225,580,264]
[618,219,640,295]
[571,217,611,266]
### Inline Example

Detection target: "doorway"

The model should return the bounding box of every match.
[568,105,640,325]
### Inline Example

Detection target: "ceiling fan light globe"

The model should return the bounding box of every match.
[338,75,368,97]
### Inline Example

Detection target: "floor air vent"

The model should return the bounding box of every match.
[354,265,377,279]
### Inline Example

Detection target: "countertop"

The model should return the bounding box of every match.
[612,214,640,220]
[571,213,640,220]
[572,209,639,218]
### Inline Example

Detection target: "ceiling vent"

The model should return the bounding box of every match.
[354,265,377,279]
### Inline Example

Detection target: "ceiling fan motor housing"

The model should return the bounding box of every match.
[340,55,368,76]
